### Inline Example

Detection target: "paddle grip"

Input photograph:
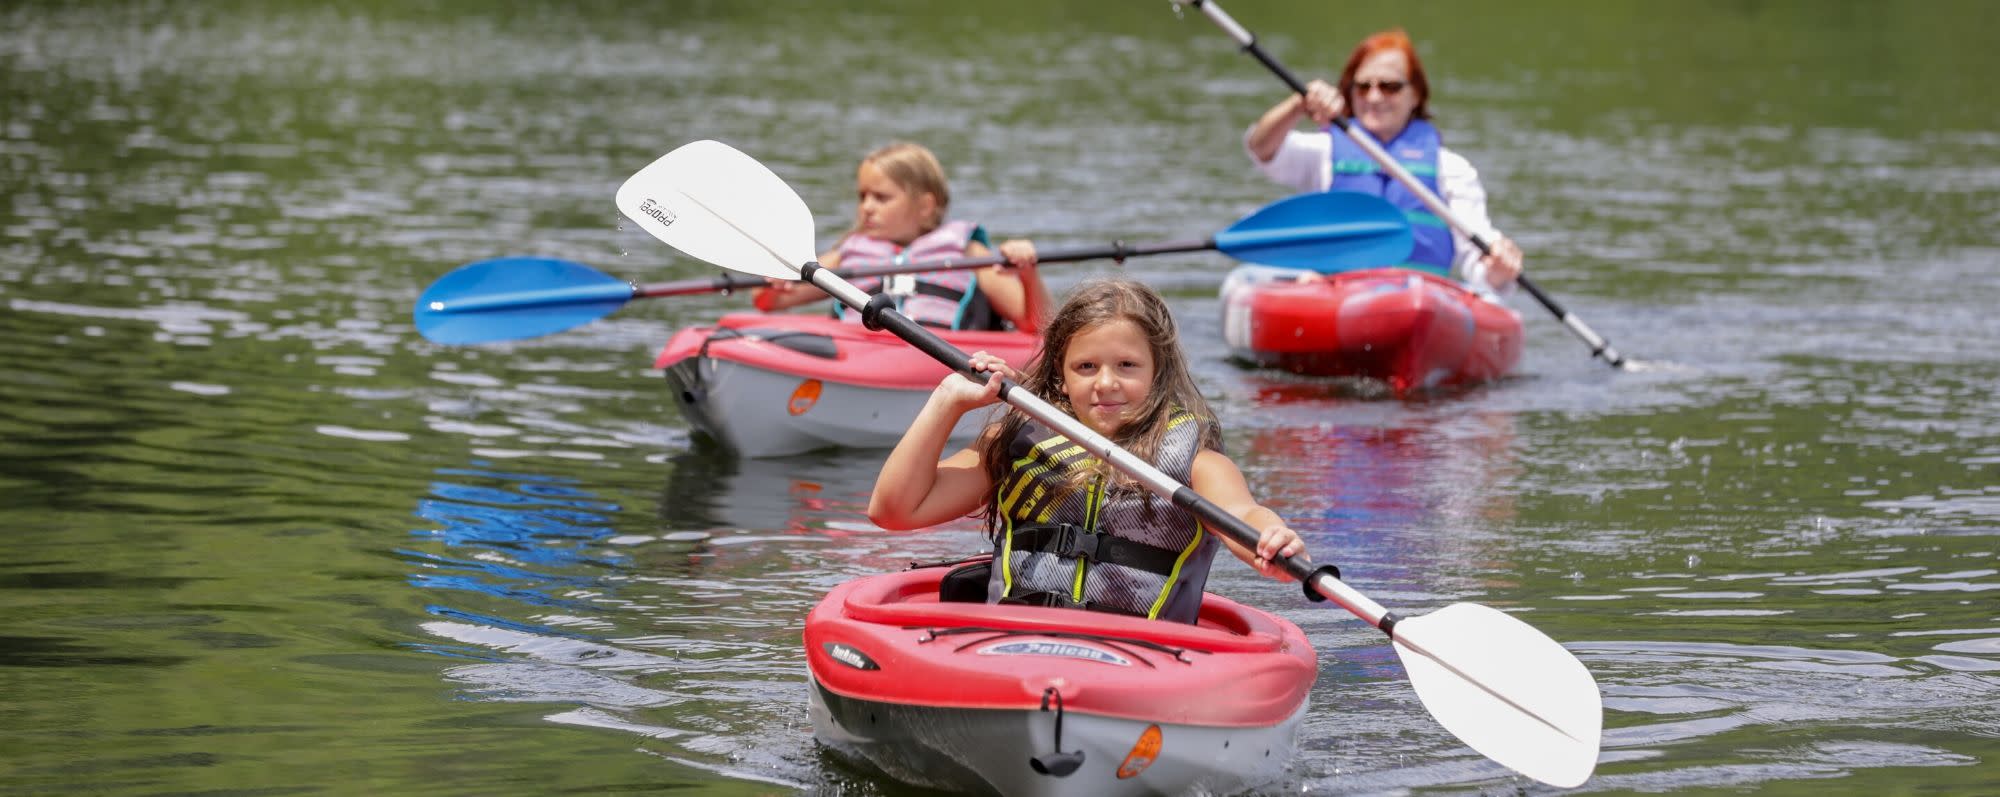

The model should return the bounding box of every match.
[833,267,994,386]
[1300,564,1341,603]
[1516,276,1626,368]
[1248,45,1309,96]
[1176,484,1393,628]
[1169,486,1318,583]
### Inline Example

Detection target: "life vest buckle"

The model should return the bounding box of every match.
[1042,523,1100,563]
[1012,523,1183,577]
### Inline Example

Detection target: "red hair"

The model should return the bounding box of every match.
[1337,29,1431,120]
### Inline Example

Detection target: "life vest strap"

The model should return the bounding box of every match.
[1010,523,1183,576]
[911,280,968,301]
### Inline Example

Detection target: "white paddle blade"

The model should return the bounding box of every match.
[1392,603,1602,787]
[614,139,817,280]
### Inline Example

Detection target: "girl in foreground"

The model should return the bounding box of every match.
[754,141,1052,333]
[869,278,1307,624]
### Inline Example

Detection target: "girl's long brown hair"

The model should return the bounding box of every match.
[977,278,1221,533]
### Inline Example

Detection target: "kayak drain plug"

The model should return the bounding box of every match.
[1029,687,1085,777]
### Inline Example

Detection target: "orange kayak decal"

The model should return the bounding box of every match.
[1116,724,1162,779]
[787,379,822,416]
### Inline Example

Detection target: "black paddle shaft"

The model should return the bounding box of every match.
[635,239,1212,298]
[798,239,1216,279]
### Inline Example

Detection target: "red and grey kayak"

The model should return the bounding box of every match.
[654,313,1038,458]
[804,564,1316,796]
[1220,265,1524,396]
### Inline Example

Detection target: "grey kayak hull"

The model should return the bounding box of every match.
[809,675,1305,797]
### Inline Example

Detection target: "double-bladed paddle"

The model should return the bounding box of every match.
[1173,0,1635,371]
[614,139,1602,788]
[413,189,1412,345]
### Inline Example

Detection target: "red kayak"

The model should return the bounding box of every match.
[805,563,1316,796]
[1220,265,1523,396]
[654,313,1038,458]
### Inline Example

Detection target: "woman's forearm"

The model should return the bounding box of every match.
[1247,94,1306,163]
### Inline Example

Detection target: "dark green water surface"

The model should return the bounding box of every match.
[3,1,1997,793]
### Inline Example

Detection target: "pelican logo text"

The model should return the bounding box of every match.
[977,640,1131,666]
[823,642,879,671]
[638,198,678,228]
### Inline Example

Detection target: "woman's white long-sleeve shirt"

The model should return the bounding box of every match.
[1245,126,1512,299]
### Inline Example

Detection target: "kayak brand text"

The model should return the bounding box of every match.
[822,642,880,671]
[977,640,1131,667]
[638,198,678,228]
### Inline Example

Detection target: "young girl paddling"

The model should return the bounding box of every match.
[869,278,1308,624]
[754,141,1054,333]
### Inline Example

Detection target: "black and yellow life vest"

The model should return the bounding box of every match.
[986,411,1218,623]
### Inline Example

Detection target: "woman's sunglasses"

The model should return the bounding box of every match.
[1351,80,1408,96]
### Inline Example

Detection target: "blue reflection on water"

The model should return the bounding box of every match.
[412,465,622,565]
[405,462,625,611]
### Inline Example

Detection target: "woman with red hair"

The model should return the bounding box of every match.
[1244,29,1524,298]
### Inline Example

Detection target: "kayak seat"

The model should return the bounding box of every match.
[938,560,990,603]
[714,326,840,359]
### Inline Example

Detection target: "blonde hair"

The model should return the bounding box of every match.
[978,278,1221,526]
[849,141,950,236]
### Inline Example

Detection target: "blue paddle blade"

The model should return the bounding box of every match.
[414,257,635,344]
[1214,191,1414,272]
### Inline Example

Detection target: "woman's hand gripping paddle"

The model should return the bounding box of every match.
[614,139,1602,788]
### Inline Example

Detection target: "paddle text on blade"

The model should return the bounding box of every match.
[638,198,678,228]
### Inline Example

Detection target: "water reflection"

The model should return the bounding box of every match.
[399,454,992,792]
[401,460,818,787]
[1234,375,1523,597]
[656,449,882,536]
[653,448,984,576]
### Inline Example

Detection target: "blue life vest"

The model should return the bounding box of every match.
[1329,118,1454,275]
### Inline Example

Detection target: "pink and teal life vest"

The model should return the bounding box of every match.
[832,220,1000,330]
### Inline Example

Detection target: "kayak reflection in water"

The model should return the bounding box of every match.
[869,278,1309,624]
[1244,28,1525,300]
[751,140,1053,333]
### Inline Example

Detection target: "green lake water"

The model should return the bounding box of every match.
[3,1,1997,793]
